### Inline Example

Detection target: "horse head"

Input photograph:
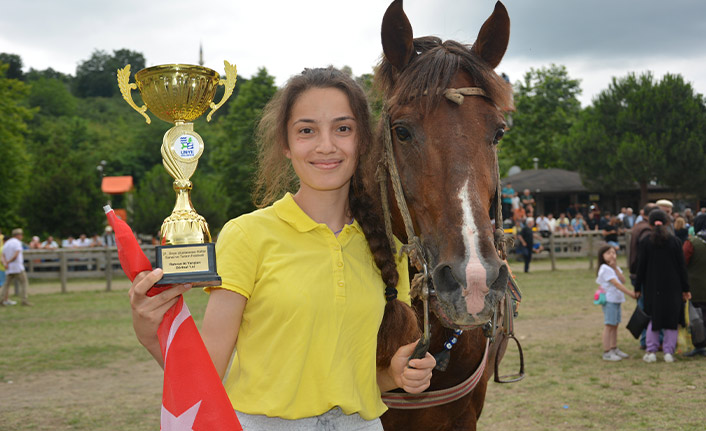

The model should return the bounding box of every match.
[374,0,513,329]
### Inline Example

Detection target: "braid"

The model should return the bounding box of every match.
[349,171,420,368]
[349,173,399,291]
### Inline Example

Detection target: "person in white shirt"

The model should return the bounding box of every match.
[41,236,59,249]
[536,214,551,238]
[595,245,637,361]
[1,228,31,306]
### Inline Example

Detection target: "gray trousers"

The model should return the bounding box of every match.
[236,407,383,431]
[1,271,28,303]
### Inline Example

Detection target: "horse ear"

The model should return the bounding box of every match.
[381,0,417,71]
[471,1,510,69]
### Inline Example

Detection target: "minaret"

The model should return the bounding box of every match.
[199,43,204,66]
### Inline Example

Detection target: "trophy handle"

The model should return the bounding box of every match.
[206,61,238,122]
[117,65,151,124]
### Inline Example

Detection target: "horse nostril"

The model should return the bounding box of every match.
[432,264,461,293]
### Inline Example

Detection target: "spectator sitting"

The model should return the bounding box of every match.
[62,236,77,248]
[41,236,59,249]
[536,213,552,238]
[571,213,588,235]
[501,182,515,222]
[28,236,42,249]
[602,217,620,250]
[75,234,91,248]
[557,212,571,236]
[90,235,105,247]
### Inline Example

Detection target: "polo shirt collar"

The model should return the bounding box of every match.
[273,192,363,236]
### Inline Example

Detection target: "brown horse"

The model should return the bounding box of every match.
[364,1,517,429]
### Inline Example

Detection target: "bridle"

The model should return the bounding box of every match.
[378,86,524,408]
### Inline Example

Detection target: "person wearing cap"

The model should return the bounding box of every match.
[1,228,31,306]
[656,199,673,218]
[102,226,116,247]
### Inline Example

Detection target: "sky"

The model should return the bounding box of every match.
[2,0,706,106]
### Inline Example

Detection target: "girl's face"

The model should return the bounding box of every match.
[285,87,358,195]
[602,247,616,265]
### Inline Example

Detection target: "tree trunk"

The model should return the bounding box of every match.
[639,181,648,209]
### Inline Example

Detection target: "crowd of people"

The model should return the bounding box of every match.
[22,228,117,250]
[596,201,706,363]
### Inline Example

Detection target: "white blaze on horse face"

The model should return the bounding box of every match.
[459,179,489,315]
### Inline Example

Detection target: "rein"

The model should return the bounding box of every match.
[378,86,524,409]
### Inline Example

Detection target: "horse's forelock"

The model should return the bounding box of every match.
[375,37,513,113]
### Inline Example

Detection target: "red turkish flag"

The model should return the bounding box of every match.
[104,206,241,430]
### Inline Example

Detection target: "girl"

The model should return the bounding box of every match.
[129,67,435,430]
[636,210,691,363]
[596,244,637,361]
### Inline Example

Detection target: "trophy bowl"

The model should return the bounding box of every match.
[135,64,220,124]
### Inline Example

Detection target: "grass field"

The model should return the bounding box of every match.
[1,257,704,430]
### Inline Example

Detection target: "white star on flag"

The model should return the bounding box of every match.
[161,400,202,431]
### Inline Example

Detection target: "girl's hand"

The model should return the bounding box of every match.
[387,340,436,394]
[129,268,191,364]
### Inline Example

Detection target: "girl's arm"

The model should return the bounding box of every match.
[611,264,627,284]
[609,278,636,299]
[377,342,436,393]
[201,289,247,380]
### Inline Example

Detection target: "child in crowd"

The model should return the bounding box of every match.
[596,245,637,361]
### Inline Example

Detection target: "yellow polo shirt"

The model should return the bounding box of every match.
[211,193,409,420]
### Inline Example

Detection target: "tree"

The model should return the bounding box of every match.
[499,64,582,173]
[0,63,33,230]
[28,77,78,117]
[210,67,277,217]
[0,53,24,80]
[567,72,706,206]
[74,49,145,98]
[22,117,106,237]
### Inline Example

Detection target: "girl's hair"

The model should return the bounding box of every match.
[253,67,419,367]
[648,209,672,247]
[596,244,613,275]
[674,217,686,230]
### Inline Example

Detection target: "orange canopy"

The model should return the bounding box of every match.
[101,176,134,194]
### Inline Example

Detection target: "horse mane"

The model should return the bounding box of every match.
[375,36,514,113]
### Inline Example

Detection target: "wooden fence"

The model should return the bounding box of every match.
[20,246,157,292]
[13,231,631,293]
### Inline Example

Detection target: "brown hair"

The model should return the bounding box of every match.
[596,244,614,275]
[253,67,418,367]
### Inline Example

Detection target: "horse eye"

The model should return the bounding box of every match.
[394,126,412,142]
[493,128,505,145]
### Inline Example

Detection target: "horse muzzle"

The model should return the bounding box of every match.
[430,260,508,329]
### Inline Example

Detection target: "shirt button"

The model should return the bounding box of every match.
[333,244,341,251]
[338,281,344,287]
[337,261,344,267]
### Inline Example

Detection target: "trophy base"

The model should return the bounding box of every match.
[153,242,221,288]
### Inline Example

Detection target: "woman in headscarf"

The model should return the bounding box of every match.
[635,209,691,363]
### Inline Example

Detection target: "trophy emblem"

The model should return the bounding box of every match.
[117,62,237,287]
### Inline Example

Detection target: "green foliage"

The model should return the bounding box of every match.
[74,49,145,98]
[0,63,33,230]
[22,116,106,237]
[0,53,23,80]
[211,67,277,217]
[28,77,78,117]
[131,165,174,236]
[566,72,706,205]
[499,64,582,173]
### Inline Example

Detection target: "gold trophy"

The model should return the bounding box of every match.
[117,62,236,287]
